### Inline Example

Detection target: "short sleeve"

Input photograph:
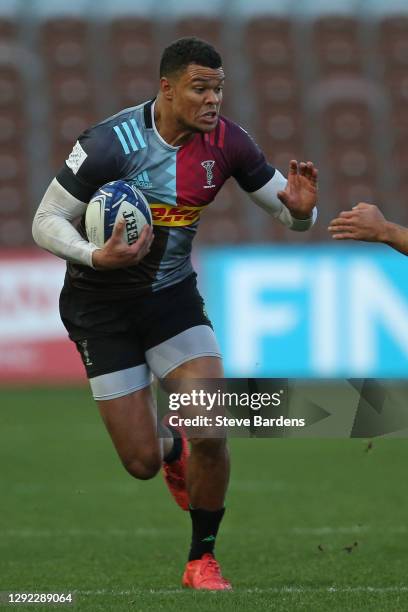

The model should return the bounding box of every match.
[230,125,276,192]
[56,123,123,202]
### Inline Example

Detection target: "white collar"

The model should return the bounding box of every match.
[151,100,180,151]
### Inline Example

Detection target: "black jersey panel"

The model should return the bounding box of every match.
[56,114,138,201]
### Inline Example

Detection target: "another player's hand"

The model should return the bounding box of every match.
[91,221,154,269]
[328,203,388,242]
[278,160,318,219]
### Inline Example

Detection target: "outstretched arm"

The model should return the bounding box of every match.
[328,203,408,256]
[277,160,318,220]
[249,160,318,231]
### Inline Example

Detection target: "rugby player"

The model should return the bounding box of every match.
[32,37,318,590]
[329,203,408,255]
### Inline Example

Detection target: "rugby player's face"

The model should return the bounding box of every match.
[172,64,224,132]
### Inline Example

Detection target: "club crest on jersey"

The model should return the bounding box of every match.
[201,160,216,189]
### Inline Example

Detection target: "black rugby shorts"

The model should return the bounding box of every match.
[59,273,214,381]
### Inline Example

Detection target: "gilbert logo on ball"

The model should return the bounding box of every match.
[85,180,152,247]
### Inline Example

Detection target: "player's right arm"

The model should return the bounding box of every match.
[32,128,153,269]
[328,202,408,255]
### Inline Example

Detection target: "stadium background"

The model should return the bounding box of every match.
[1,1,408,610]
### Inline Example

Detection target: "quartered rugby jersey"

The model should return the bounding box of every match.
[57,99,275,295]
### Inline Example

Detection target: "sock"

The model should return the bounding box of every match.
[188,507,225,561]
[163,425,182,464]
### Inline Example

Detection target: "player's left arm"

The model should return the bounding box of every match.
[249,160,318,232]
[328,202,408,255]
[230,124,318,231]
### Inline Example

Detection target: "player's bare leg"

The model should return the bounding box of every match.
[165,356,229,509]
[164,356,232,590]
[97,385,173,480]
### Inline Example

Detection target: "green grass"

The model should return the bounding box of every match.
[1,387,408,611]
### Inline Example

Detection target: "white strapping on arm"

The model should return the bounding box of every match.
[248,170,317,231]
[32,178,99,267]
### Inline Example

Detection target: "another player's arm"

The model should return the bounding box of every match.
[328,202,408,255]
[32,131,153,269]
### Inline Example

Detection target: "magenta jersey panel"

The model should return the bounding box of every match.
[176,119,230,207]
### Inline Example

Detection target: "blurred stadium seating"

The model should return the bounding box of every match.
[0,7,30,246]
[1,0,408,246]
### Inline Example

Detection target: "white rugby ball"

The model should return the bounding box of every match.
[85,180,152,248]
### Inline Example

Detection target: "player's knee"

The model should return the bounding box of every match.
[123,451,161,480]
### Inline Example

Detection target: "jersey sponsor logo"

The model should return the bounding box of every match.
[133,171,153,189]
[201,160,216,189]
[113,119,147,155]
[150,203,206,226]
[66,141,87,174]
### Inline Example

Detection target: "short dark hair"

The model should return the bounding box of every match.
[160,37,222,78]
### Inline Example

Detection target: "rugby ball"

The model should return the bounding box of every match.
[85,180,152,248]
